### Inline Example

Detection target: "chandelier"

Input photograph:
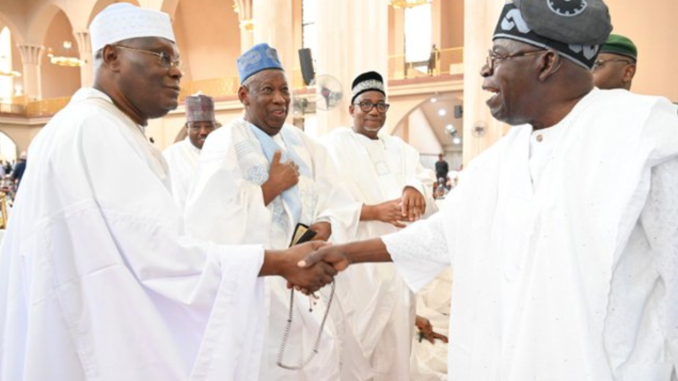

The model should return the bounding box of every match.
[389,0,432,9]
[47,41,84,67]
[0,69,21,77]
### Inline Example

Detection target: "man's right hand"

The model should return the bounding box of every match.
[298,245,351,272]
[262,150,299,205]
[278,242,337,293]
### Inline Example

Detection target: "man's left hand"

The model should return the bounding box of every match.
[415,315,448,344]
[401,186,426,222]
[309,221,331,242]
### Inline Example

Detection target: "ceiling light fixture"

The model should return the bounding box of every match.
[0,55,21,77]
[389,0,432,9]
[47,41,84,67]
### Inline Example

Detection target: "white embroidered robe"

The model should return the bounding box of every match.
[322,127,437,380]
[383,89,678,380]
[163,137,200,208]
[184,119,361,381]
[0,88,267,381]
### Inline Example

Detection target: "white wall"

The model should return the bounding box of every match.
[406,108,442,155]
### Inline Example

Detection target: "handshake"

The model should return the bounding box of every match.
[270,241,350,294]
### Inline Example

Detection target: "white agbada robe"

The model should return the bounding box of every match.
[322,127,437,380]
[382,89,678,381]
[163,137,200,208]
[0,88,267,381]
[184,119,362,381]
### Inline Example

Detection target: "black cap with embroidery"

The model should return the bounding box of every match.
[493,1,613,69]
[512,0,612,45]
[351,71,385,104]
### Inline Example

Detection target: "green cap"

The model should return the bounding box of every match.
[600,34,638,61]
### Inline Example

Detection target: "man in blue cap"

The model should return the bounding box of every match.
[184,43,361,380]
[300,1,678,380]
[592,33,638,90]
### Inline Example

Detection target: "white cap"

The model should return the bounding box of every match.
[89,3,175,53]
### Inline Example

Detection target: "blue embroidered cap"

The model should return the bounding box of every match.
[237,43,284,83]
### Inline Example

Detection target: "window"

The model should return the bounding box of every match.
[404,4,432,72]
[0,27,14,103]
[302,0,317,52]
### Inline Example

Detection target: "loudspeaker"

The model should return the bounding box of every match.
[454,105,463,119]
[299,48,315,86]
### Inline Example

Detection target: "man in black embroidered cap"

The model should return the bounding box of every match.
[592,34,638,90]
[321,71,439,380]
[299,1,678,380]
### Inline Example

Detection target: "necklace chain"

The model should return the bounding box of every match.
[277,281,335,370]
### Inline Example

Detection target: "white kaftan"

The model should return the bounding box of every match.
[163,137,200,208]
[322,127,437,380]
[0,88,267,381]
[184,119,361,381]
[383,89,678,380]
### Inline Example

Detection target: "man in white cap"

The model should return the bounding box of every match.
[164,93,220,207]
[321,70,441,381]
[302,0,678,380]
[184,43,363,381]
[0,4,338,381]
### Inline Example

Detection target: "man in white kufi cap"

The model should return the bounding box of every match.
[0,4,337,381]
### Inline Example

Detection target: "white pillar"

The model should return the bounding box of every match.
[462,0,506,165]
[315,0,389,136]
[17,43,44,101]
[73,29,93,87]
[236,0,254,53]
[252,0,294,72]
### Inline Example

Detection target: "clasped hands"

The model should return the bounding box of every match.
[277,241,350,294]
[366,186,427,228]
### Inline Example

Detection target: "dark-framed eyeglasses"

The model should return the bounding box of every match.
[114,45,183,71]
[354,101,390,113]
[591,59,633,71]
[485,49,545,71]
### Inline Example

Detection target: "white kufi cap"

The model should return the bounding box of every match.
[89,3,175,53]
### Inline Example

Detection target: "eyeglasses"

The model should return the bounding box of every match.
[591,59,633,71]
[114,45,183,70]
[354,101,390,113]
[485,49,545,71]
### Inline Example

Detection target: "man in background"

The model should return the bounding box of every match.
[434,153,448,181]
[11,151,26,189]
[163,93,220,207]
[592,33,637,90]
[322,71,440,381]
